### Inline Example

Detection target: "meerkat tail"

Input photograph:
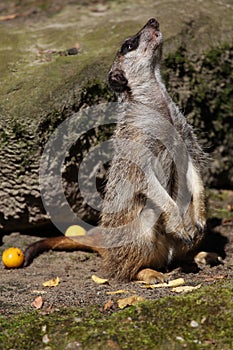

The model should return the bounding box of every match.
[24,229,105,266]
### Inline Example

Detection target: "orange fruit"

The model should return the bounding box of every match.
[2,247,24,268]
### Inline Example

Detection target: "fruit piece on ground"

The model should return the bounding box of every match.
[65,225,87,237]
[2,247,25,268]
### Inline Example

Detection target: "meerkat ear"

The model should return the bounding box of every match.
[108,68,129,93]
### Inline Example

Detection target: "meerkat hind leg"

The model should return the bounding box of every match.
[136,268,168,284]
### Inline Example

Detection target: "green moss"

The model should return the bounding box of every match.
[164,46,195,79]
[164,43,233,187]
[207,189,233,220]
[203,45,230,71]
[165,43,233,132]
[78,81,115,107]
[0,280,232,350]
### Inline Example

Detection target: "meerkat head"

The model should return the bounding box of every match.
[108,18,163,93]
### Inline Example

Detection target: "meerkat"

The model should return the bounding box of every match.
[24,19,209,283]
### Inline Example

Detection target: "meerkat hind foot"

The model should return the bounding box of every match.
[194,251,224,268]
[136,268,168,284]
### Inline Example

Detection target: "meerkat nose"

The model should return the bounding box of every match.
[147,18,160,30]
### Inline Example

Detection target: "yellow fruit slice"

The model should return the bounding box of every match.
[91,274,109,285]
[2,247,24,268]
[65,225,86,237]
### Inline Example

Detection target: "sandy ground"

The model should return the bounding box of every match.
[1,192,232,316]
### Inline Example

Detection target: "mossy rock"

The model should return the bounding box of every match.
[164,44,233,188]
[0,0,232,232]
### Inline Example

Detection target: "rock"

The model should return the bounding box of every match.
[0,0,232,233]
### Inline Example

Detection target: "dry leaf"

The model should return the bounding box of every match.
[91,275,109,285]
[117,295,145,309]
[31,295,43,309]
[146,278,185,289]
[172,284,202,293]
[106,290,131,295]
[104,299,114,311]
[42,276,60,287]
[204,274,227,282]
[0,9,35,21]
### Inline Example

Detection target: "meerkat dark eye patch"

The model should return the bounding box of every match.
[108,68,129,93]
[120,35,140,55]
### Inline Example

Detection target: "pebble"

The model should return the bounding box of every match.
[190,320,199,328]
[42,334,50,344]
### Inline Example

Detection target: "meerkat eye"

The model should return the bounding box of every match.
[120,36,139,55]
[126,42,134,50]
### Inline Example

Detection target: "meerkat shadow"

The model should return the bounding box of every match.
[171,218,228,274]
[199,217,229,259]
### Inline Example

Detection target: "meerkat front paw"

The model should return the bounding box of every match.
[178,223,205,248]
[171,223,194,247]
[195,220,206,236]
[175,217,206,247]
[184,219,206,245]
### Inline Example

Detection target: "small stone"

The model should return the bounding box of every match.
[42,334,50,344]
[176,336,185,342]
[190,320,199,328]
